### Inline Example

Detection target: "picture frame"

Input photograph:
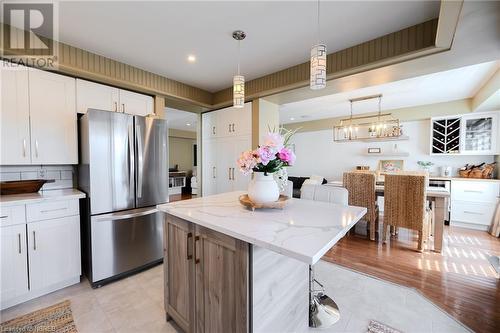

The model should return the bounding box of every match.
[378,159,405,172]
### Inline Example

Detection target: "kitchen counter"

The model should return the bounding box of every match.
[157,191,366,265]
[0,189,86,206]
[158,191,367,332]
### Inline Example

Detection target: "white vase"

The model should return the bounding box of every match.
[248,172,280,204]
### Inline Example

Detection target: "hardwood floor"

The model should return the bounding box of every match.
[322,221,500,333]
[168,193,195,202]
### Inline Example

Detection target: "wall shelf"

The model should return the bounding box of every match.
[363,152,409,157]
[334,135,409,143]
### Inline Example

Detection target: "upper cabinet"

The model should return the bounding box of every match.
[430,112,499,156]
[29,69,78,164]
[202,102,252,139]
[76,79,153,116]
[76,79,119,113]
[0,66,78,165]
[0,66,31,165]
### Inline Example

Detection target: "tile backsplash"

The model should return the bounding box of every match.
[0,165,75,190]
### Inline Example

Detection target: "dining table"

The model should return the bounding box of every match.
[326,181,450,252]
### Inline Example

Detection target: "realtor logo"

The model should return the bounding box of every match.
[1,1,58,69]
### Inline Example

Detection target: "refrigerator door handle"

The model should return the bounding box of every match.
[136,124,144,198]
[128,123,135,196]
[92,207,158,222]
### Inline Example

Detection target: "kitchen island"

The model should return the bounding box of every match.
[157,191,366,333]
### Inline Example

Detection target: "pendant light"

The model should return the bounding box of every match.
[233,30,246,108]
[310,0,326,90]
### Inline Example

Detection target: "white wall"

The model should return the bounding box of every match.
[288,119,494,180]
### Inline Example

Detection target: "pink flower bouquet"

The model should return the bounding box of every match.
[237,128,296,176]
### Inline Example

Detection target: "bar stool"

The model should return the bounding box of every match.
[301,184,348,328]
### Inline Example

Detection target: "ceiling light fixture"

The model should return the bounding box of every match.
[232,30,246,108]
[310,0,326,90]
[290,117,295,121]
[186,123,191,126]
[187,55,196,63]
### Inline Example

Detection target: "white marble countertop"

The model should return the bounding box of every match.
[157,191,367,265]
[0,189,86,206]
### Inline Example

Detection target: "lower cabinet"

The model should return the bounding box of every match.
[164,215,248,333]
[0,224,29,303]
[0,200,81,310]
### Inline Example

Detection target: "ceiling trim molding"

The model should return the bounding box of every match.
[0,23,213,108]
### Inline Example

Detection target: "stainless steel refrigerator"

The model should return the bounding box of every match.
[78,109,168,287]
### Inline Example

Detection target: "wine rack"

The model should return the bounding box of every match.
[431,117,461,154]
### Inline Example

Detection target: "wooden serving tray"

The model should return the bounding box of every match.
[0,179,54,195]
[239,194,290,211]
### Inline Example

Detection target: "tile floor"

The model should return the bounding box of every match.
[0,261,470,333]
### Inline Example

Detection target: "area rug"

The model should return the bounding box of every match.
[0,300,77,333]
[367,320,402,333]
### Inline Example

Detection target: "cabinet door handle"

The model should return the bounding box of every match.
[463,211,483,215]
[186,232,193,260]
[228,168,231,180]
[232,123,235,132]
[228,124,231,133]
[122,103,125,113]
[35,140,39,158]
[114,101,118,112]
[231,168,235,180]
[212,126,216,135]
[18,233,22,254]
[22,138,26,157]
[464,190,483,193]
[194,236,200,264]
[32,231,36,251]
[40,207,67,213]
[213,166,216,179]
[0,215,8,219]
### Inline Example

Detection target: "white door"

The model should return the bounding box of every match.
[29,69,78,164]
[202,138,218,196]
[27,216,80,292]
[231,102,252,137]
[216,138,234,193]
[76,79,119,114]
[232,135,252,191]
[0,224,29,306]
[119,89,153,116]
[202,111,218,139]
[0,65,31,164]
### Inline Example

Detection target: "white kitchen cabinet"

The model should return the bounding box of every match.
[450,180,500,231]
[0,224,29,305]
[202,111,218,139]
[216,138,236,193]
[29,69,78,164]
[118,89,153,116]
[216,102,252,138]
[201,138,218,196]
[460,113,498,155]
[232,135,252,191]
[27,215,81,293]
[0,65,31,164]
[76,79,119,114]
[76,79,153,116]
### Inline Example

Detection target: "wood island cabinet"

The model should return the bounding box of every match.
[164,215,249,333]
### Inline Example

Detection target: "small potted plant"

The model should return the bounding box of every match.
[417,160,434,172]
[237,128,296,203]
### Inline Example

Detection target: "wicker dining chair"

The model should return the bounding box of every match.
[343,171,379,240]
[382,173,432,252]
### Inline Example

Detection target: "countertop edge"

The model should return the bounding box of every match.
[0,189,86,206]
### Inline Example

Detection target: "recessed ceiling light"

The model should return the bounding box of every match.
[186,123,192,126]
[187,55,196,63]
[290,117,295,121]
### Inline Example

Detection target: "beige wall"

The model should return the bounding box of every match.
[169,136,196,171]
[283,99,473,132]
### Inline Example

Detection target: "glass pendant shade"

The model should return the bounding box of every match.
[310,44,327,90]
[233,74,245,108]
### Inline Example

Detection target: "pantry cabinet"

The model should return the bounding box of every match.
[0,197,82,310]
[0,66,78,165]
[76,78,153,116]
[201,103,252,196]
[0,66,31,164]
[164,215,248,333]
